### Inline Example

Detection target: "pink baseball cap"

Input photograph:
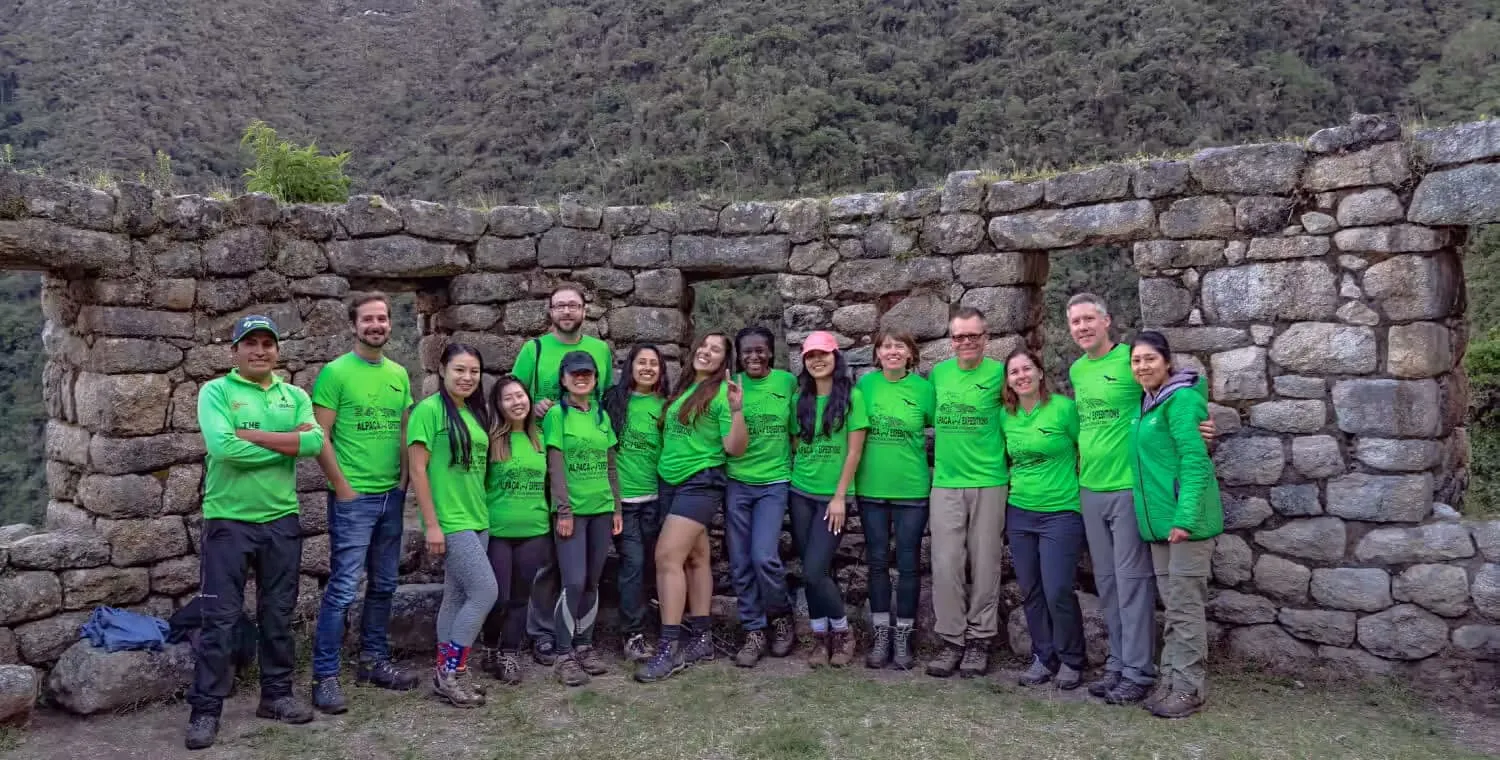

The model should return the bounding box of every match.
[800,331,840,357]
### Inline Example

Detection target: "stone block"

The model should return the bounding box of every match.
[0,664,39,727]
[888,189,939,219]
[1044,165,1131,206]
[6,532,109,571]
[436,305,501,332]
[100,516,189,566]
[1474,564,1500,620]
[1246,236,1330,261]
[1139,278,1192,325]
[556,195,602,229]
[1336,188,1404,227]
[832,304,878,336]
[959,287,1034,334]
[80,306,195,339]
[14,610,89,664]
[1332,379,1441,438]
[85,338,184,374]
[634,269,684,307]
[290,275,348,299]
[1207,590,1277,624]
[1267,323,1375,375]
[1236,196,1297,234]
[150,556,200,596]
[1253,554,1311,604]
[777,274,830,303]
[1451,625,1500,661]
[194,278,253,315]
[828,258,951,297]
[783,305,830,332]
[1253,517,1346,563]
[60,566,149,609]
[1207,403,1241,437]
[574,267,634,296]
[1201,260,1338,323]
[1226,624,1316,669]
[921,214,986,254]
[471,237,536,271]
[1409,164,1500,225]
[501,300,550,336]
[202,227,272,275]
[1472,522,1500,563]
[1249,400,1325,434]
[1212,534,1253,586]
[787,242,837,276]
[1392,564,1470,618]
[1214,436,1282,485]
[88,433,204,476]
[1190,143,1305,194]
[1363,252,1461,320]
[859,223,917,259]
[1354,522,1475,564]
[45,421,90,467]
[337,195,403,237]
[45,640,193,715]
[1336,302,1380,326]
[1357,604,1448,660]
[1413,121,1500,165]
[1132,240,1223,272]
[1304,143,1411,191]
[448,273,527,305]
[1271,484,1323,517]
[1157,196,1234,238]
[1310,567,1393,612]
[988,201,1156,250]
[1277,609,1356,647]
[326,236,466,277]
[1131,160,1192,198]
[1326,472,1432,523]
[953,252,1047,287]
[1221,495,1272,531]
[1334,225,1446,254]
[1387,322,1453,379]
[1209,347,1267,402]
[1300,211,1337,234]
[608,307,687,344]
[670,235,789,273]
[534,227,610,267]
[1291,435,1343,479]
[606,233,668,268]
[880,293,951,340]
[1350,438,1440,473]
[1159,327,1250,352]
[279,204,337,240]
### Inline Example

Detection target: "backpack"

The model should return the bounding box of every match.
[168,597,259,670]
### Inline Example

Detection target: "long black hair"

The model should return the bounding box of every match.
[438,343,490,469]
[555,355,607,428]
[796,348,854,442]
[734,325,777,374]
[604,343,671,438]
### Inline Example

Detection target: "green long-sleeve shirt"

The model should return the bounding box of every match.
[199,369,324,522]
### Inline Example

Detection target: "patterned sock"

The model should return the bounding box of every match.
[830,617,850,633]
[456,644,471,674]
[871,612,891,628]
[810,617,829,634]
[435,642,453,673]
[443,641,464,673]
[896,618,915,629]
[687,615,710,637]
[661,624,683,642]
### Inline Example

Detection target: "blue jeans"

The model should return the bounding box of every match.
[861,499,928,621]
[312,489,405,679]
[616,497,664,636]
[725,481,793,631]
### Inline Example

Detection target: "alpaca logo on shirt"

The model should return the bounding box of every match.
[1102,374,1120,383]
[902,398,918,408]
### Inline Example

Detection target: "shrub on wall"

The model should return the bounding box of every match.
[240,120,352,203]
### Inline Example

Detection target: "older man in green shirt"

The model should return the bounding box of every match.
[185,316,324,751]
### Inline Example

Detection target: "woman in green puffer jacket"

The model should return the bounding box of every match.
[1127,330,1223,720]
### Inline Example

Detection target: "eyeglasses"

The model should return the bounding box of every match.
[950,333,987,345]
[550,302,584,312]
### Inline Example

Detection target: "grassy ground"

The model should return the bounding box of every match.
[4,655,1494,760]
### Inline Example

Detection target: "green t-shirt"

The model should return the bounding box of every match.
[311,352,413,494]
[617,394,666,499]
[727,370,797,485]
[406,394,490,535]
[855,371,935,500]
[657,382,733,486]
[790,389,870,497]
[511,333,614,404]
[485,431,550,538]
[1001,395,1082,513]
[930,358,1010,488]
[1069,344,1141,492]
[543,403,618,516]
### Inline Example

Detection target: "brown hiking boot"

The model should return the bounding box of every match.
[555,655,590,687]
[769,615,797,658]
[958,639,989,678]
[865,624,892,669]
[734,630,768,668]
[806,632,830,669]
[1149,690,1205,719]
[925,642,964,678]
[575,645,608,675]
[829,629,857,667]
[432,669,484,708]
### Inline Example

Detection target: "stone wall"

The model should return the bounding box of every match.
[4,115,1500,698]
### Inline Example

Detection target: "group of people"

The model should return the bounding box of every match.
[180,284,1225,751]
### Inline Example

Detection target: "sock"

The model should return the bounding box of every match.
[443,642,464,673]
[435,642,454,673]
[456,644,471,674]
[687,615,710,637]
[830,617,850,633]
[896,618,915,629]
[871,612,891,628]
[661,624,682,642]
[810,617,829,634]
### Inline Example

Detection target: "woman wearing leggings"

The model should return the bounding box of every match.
[1001,348,1087,691]
[479,376,551,686]
[855,330,933,669]
[635,333,747,683]
[407,343,495,708]
[543,351,623,686]
[790,331,868,668]
[602,343,671,664]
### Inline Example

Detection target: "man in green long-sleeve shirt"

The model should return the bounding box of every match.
[184,315,325,752]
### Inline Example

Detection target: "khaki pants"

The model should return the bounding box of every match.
[1151,539,1213,697]
[929,486,1008,646]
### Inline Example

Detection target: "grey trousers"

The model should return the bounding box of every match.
[437,530,499,649]
[1081,488,1157,686]
[1151,539,1212,697]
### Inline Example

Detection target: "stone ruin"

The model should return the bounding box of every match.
[4,114,1500,721]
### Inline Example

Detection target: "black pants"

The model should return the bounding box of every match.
[788,492,847,622]
[862,499,929,620]
[554,514,614,654]
[188,514,302,718]
[481,534,553,651]
[1006,505,1087,670]
[616,498,664,636]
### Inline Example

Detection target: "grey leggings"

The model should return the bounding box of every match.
[554,514,614,654]
[437,530,499,648]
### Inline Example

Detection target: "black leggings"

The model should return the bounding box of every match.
[481,535,552,651]
[554,513,614,654]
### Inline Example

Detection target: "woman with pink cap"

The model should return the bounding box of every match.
[789,331,869,667]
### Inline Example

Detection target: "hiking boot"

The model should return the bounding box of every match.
[634,639,686,683]
[1106,680,1152,705]
[480,648,503,679]
[555,654,590,687]
[806,632,830,669]
[734,630,768,668]
[623,633,654,663]
[958,640,990,678]
[496,651,523,685]
[1018,656,1054,687]
[1087,671,1122,699]
[769,615,797,658]
[891,625,916,670]
[256,695,315,724]
[575,645,608,675]
[829,629,857,668]
[357,659,418,691]
[684,629,715,664]
[865,624,893,669]
[1056,663,1083,691]
[184,714,219,751]
[1149,690,1205,719]
[432,668,484,708]
[925,642,964,678]
[312,675,347,715]
[532,639,557,666]
[456,668,487,697]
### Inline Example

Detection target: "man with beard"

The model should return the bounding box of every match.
[511,286,614,664]
[308,293,419,714]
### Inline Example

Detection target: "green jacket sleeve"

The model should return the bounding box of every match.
[293,387,325,458]
[1166,391,1212,533]
[198,381,283,467]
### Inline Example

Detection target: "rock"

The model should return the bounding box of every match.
[1157,327,1250,352]
[1248,400,1325,434]
[161,465,203,516]
[1044,165,1131,206]
[600,205,650,236]
[0,664,39,727]
[610,233,670,268]
[1307,115,1402,154]
[828,258,951,297]
[388,584,443,653]
[398,200,486,242]
[1247,236,1330,261]
[536,227,611,267]
[150,556,200,596]
[1304,143,1411,191]
[1474,564,1500,619]
[473,237,537,271]
[859,223,917,259]
[1408,163,1500,225]
[1277,609,1357,647]
[0,218,134,274]
[777,274,830,303]
[633,269,684,308]
[921,214,987,254]
[1309,568,1392,612]
[880,293,951,340]
[1354,523,1475,564]
[1387,322,1453,379]
[1207,590,1278,624]
[1209,347,1267,401]
[46,640,193,715]
[337,195,403,237]
[5,531,109,570]
[831,304,877,335]
[1236,196,1297,235]
[717,201,777,234]
[889,188,939,219]
[1201,261,1338,322]
[1336,301,1380,326]
[1362,253,1462,321]
[787,242,839,276]
[1159,196,1234,237]
[1336,188,1404,227]
[1190,143,1305,194]
[1253,517,1347,563]
[1131,161,1192,199]
[1274,375,1326,398]
[100,516,189,566]
[1325,473,1432,523]
[985,181,1045,213]
[1139,278,1193,325]
[603,307,686,344]
[436,305,501,332]
[1206,403,1241,437]
[1300,212,1338,234]
[988,201,1156,250]
[1271,484,1323,516]
[1213,436,1282,485]
[1317,645,1397,678]
[0,572,62,626]
[79,306,195,340]
[959,287,1034,334]
[73,372,172,436]
[1226,624,1316,669]
[1223,495,1273,530]
[1392,564,1470,617]
[1452,625,1500,661]
[1334,225,1446,254]
[14,611,89,664]
[1212,534,1253,586]
[1291,436,1344,479]
[1332,379,1441,438]
[1472,522,1500,562]
[1253,554,1311,604]
[86,338,184,374]
[954,252,1047,287]
[60,566,149,610]
[326,236,466,277]
[1357,604,1449,660]
[1413,121,1500,165]
[1133,240,1224,272]
[1267,323,1376,375]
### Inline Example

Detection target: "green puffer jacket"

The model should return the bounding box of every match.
[1128,369,1223,542]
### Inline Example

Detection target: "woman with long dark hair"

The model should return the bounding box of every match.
[406,343,495,707]
[602,343,671,664]
[635,333,747,683]
[789,331,868,668]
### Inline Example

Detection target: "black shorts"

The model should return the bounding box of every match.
[661,467,726,527]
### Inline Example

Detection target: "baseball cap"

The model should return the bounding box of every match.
[800,331,840,357]
[560,350,598,374]
[230,315,280,345]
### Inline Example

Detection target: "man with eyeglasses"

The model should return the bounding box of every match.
[924,306,1009,679]
[511,285,614,665]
